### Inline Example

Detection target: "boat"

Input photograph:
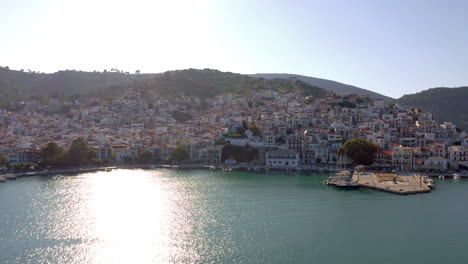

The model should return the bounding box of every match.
[323,177,338,186]
[438,175,445,179]
[209,166,216,171]
[334,176,359,189]
[0,177,6,183]
[335,181,359,189]
[453,174,461,180]
[6,175,16,180]
[324,171,359,189]
[423,177,435,189]
[336,171,351,177]
[427,179,435,188]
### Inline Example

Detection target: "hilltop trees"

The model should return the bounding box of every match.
[338,138,378,165]
[0,68,328,107]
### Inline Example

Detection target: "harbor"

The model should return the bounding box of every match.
[324,168,434,195]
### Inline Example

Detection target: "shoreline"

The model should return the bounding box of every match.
[0,164,341,179]
[1,164,466,181]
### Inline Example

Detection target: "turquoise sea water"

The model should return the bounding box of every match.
[1,169,468,264]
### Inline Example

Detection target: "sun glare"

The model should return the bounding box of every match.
[81,170,174,263]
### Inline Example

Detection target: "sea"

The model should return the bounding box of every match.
[1,169,468,264]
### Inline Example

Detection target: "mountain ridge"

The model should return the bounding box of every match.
[0,67,328,105]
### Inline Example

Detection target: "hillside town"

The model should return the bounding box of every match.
[1,90,467,173]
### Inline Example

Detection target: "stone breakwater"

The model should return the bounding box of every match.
[353,171,431,195]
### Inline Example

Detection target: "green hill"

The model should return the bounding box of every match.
[0,67,327,104]
[0,67,136,104]
[398,87,468,130]
[137,69,328,98]
[251,73,394,102]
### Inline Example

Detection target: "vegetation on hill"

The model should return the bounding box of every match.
[397,87,468,131]
[0,66,138,105]
[251,73,394,102]
[105,69,327,99]
[0,67,328,105]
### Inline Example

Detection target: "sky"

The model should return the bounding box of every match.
[1,0,468,98]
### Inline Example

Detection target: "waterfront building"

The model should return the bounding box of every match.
[266,149,300,168]
[423,157,448,172]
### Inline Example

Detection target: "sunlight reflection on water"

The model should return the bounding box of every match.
[40,170,203,263]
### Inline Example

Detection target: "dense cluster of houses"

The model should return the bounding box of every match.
[1,89,467,172]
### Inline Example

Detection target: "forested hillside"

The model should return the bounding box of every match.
[251,73,393,102]
[398,87,468,130]
[0,67,327,105]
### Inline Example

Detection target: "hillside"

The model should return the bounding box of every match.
[128,69,328,99]
[398,87,468,130]
[0,67,136,104]
[251,73,393,102]
[0,67,328,105]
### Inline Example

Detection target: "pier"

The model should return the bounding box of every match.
[353,171,431,195]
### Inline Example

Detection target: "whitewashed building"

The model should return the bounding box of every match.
[266,149,300,168]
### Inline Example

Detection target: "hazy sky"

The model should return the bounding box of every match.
[2,0,468,98]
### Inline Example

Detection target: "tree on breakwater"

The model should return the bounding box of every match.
[338,138,378,165]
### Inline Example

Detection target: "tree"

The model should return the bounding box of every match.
[221,144,258,163]
[170,145,189,163]
[248,121,261,136]
[64,138,95,166]
[123,156,134,165]
[137,150,153,164]
[0,153,9,167]
[337,138,378,165]
[172,110,193,123]
[315,157,322,164]
[135,70,141,74]
[39,142,64,166]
